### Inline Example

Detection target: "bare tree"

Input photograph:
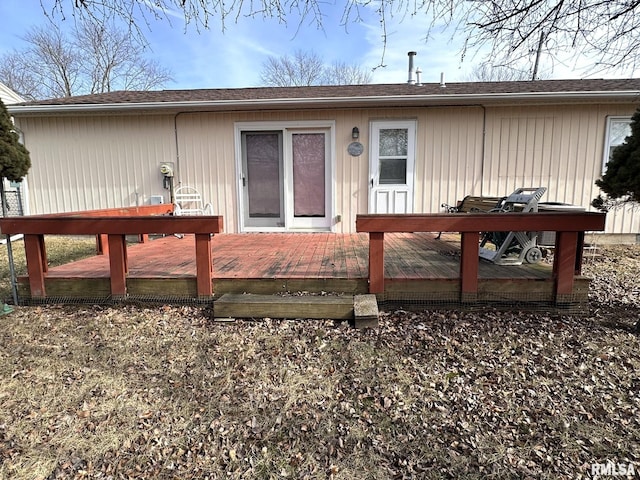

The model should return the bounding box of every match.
[464,62,546,82]
[0,53,46,102]
[74,22,172,93]
[323,61,372,85]
[261,50,371,87]
[441,1,640,76]
[44,0,640,75]
[261,51,325,87]
[0,27,81,100]
[0,22,172,99]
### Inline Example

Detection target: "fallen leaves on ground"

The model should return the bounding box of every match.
[0,246,638,479]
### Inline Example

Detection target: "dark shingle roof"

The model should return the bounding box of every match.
[10,78,640,113]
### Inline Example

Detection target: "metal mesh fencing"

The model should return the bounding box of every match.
[1,189,24,217]
[19,294,216,307]
[378,291,587,315]
[17,291,587,315]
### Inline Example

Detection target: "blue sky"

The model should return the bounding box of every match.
[0,1,628,90]
[0,1,488,89]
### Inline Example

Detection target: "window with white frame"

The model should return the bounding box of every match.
[602,116,632,174]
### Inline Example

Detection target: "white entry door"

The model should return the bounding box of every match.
[369,120,416,213]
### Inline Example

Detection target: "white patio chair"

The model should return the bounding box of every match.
[173,186,213,216]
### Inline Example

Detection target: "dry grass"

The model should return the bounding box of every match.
[0,236,96,302]
[0,241,639,479]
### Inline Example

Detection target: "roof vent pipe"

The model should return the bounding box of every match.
[415,68,422,86]
[440,72,446,88]
[407,51,417,84]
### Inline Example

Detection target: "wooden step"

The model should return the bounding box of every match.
[214,294,380,327]
[214,294,355,320]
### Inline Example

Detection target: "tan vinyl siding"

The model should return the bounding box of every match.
[175,113,237,232]
[483,104,638,234]
[15,102,639,235]
[417,107,484,213]
[18,115,175,214]
[483,115,559,198]
[333,110,369,233]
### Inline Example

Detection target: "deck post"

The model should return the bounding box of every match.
[108,234,128,298]
[553,230,579,303]
[195,233,213,298]
[368,232,385,294]
[575,231,585,275]
[460,231,479,302]
[23,234,47,298]
[96,234,109,255]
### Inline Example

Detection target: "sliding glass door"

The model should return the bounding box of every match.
[239,124,332,231]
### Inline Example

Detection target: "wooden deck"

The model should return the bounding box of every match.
[16,232,588,310]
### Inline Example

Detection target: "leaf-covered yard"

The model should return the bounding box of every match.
[0,244,639,479]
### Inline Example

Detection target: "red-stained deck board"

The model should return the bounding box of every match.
[307,234,326,279]
[288,234,320,278]
[323,235,339,275]
[383,234,409,280]
[318,234,339,279]
[283,234,307,277]
[31,232,552,286]
[347,233,369,278]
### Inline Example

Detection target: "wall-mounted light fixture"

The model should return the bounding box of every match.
[352,127,359,139]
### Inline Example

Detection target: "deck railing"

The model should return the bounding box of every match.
[32,204,175,254]
[356,212,606,303]
[0,206,224,300]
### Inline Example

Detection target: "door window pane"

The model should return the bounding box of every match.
[379,158,407,184]
[379,129,408,156]
[292,133,325,217]
[245,132,282,218]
